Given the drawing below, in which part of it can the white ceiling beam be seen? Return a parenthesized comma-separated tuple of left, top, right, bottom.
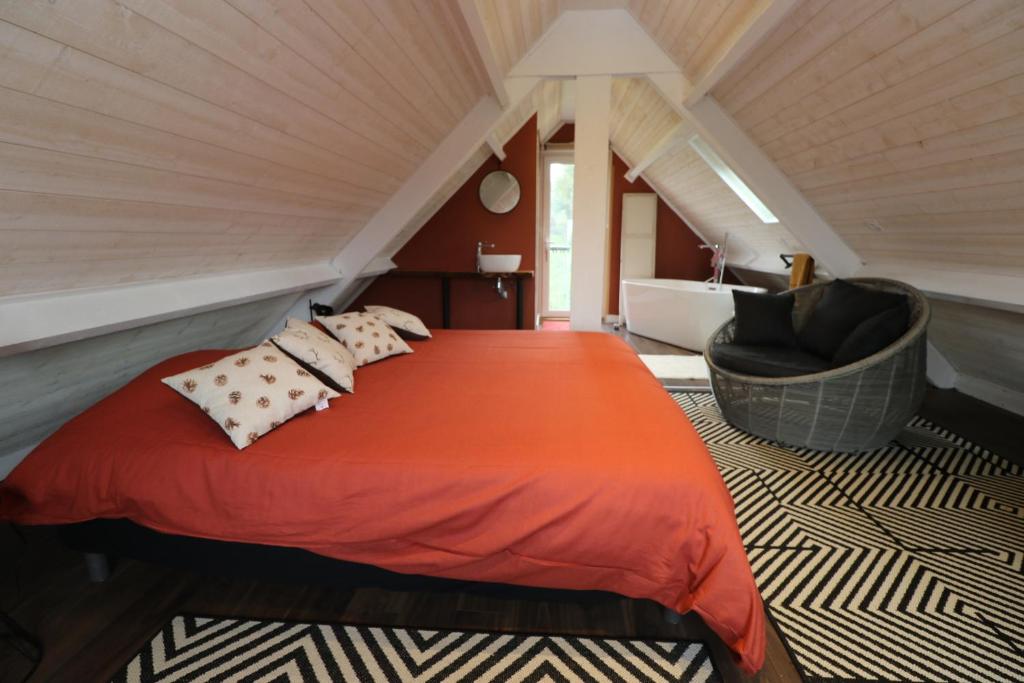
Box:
(510, 9, 678, 78)
(358, 256, 398, 278)
(684, 0, 798, 107)
(457, 0, 509, 107)
(486, 132, 506, 161)
(624, 121, 691, 182)
(648, 75, 862, 278)
(0, 263, 340, 356)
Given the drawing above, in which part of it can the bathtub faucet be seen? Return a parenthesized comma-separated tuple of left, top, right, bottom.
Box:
(700, 234, 729, 289)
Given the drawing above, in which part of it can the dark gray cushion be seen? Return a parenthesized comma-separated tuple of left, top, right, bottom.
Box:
(732, 290, 797, 347)
(798, 279, 907, 359)
(831, 302, 910, 367)
(711, 343, 830, 378)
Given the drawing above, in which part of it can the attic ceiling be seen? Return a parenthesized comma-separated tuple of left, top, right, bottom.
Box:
(6, 0, 1019, 298)
(1, 1, 1023, 383)
(0, 0, 489, 296)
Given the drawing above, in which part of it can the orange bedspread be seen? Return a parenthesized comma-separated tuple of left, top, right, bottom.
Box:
(0, 330, 764, 672)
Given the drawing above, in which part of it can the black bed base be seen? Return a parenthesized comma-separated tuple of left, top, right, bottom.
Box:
(56, 519, 622, 607)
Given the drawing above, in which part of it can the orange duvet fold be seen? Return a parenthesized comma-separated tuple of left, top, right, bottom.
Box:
(0, 330, 765, 673)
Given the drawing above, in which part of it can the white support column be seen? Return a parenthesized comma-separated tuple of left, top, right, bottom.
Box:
(570, 75, 612, 331)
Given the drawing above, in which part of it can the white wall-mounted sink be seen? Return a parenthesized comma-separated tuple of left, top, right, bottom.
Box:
(478, 254, 522, 273)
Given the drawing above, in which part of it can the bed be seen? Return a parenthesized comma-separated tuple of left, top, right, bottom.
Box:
(0, 329, 764, 673)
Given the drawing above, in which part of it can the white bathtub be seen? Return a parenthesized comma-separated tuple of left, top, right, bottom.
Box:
(621, 278, 766, 352)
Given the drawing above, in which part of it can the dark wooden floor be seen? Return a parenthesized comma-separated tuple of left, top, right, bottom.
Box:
(0, 526, 797, 683)
(3, 330, 1021, 683)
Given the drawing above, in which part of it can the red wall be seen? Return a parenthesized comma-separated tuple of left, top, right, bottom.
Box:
(351, 116, 538, 329)
(352, 118, 727, 327)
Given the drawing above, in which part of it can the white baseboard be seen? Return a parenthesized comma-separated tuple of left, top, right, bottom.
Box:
(0, 444, 36, 480)
(956, 375, 1024, 417)
(602, 314, 622, 324)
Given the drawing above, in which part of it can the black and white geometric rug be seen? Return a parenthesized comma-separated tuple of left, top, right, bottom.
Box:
(112, 615, 719, 682)
(672, 392, 1024, 683)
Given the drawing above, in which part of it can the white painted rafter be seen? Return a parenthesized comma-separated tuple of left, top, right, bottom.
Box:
(510, 9, 678, 78)
(485, 132, 506, 161)
(624, 121, 692, 183)
(684, 0, 798, 107)
(457, 0, 510, 107)
(0, 263, 339, 356)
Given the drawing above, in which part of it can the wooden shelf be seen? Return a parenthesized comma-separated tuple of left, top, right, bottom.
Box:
(388, 270, 534, 279)
(380, 270, 533, 329)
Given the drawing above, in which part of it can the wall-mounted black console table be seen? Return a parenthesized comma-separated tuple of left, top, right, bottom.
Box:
(388, 270, 534, 330)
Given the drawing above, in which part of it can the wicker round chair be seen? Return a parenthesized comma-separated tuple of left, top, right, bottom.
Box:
(704, 278, 930, 453)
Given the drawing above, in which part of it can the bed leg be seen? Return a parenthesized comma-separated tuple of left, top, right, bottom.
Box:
(663, 607, 682, 625)
(84, 552, 111, 583)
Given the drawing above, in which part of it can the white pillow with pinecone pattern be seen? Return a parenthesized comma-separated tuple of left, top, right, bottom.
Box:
(316, 312, 413, 367)
(363, 305, 432, 340)
(271, 317, 356, 393)
(162, 341, 340, 449)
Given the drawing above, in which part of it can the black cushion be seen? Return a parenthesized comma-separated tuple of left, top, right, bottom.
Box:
(798, 280, 907, 359)
(732, 290, 797, 348)
(711, 343, 830, 378)
(831, 302, 910, 367)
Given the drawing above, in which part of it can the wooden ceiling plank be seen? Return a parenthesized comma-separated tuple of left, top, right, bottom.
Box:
(227, 0, 446, 147)
(0, 85, 386, 207)
(684, 0, 799, 108)
(0, 4, 419, 180)
(457, 0, 511, 106)
(739, 0, 974, 141)
(725, 0, 894, 122)
(364, 0, 478, 122)
(0, 20, 401, 192)
(117, 0, 428, 166)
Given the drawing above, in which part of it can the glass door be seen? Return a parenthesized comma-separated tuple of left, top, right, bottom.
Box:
(542, 153, 574, 318)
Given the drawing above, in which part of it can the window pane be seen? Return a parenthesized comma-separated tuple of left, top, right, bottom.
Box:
(547, 163, 573, 312)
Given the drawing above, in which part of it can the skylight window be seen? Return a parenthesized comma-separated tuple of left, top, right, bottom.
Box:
(688, 135, 779, 224)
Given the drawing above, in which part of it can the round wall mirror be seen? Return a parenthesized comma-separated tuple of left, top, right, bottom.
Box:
(479, 170, 521, 214)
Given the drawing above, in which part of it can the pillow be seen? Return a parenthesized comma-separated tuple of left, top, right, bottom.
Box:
(316, 312, 413, 367)
(161, 342, 340, 449)
(831, 303, 910, 367)
(271, 318, 357, 394)
(363, 305, 432, 340)
(731, 290, 797, 348)
(798, 279, 907, 359)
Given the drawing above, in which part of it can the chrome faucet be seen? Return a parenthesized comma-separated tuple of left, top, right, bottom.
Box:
(476, 241, 495, 272)
(700, 233, 729, 289)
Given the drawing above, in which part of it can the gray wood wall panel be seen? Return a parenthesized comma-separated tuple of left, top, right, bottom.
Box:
(929, 297, 1024, 396)
(0, 294, 295, 477)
